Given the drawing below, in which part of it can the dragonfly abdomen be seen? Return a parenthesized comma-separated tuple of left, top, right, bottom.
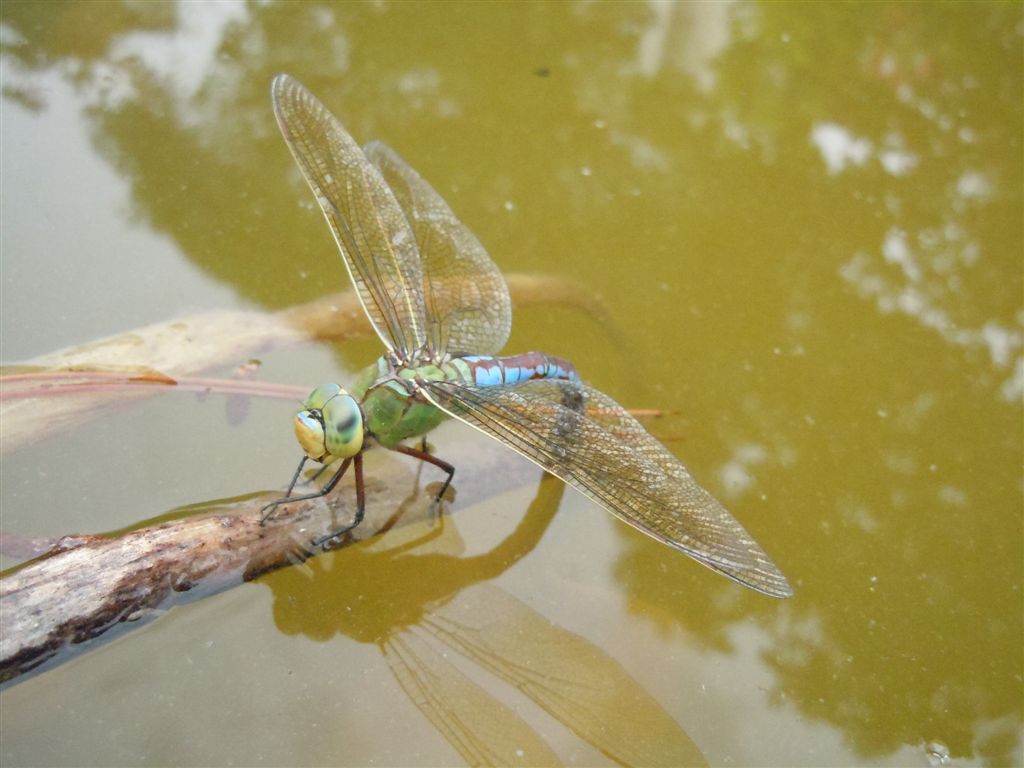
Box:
(451, 353, 578, 388)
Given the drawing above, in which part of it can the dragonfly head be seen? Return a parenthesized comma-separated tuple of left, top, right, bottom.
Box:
(294, 383, 364, 463)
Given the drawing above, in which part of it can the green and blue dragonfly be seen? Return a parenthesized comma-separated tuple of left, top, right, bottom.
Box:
(262, 73, 792, 598)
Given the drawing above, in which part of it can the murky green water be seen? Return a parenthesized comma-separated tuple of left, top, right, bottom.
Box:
(1, 2, 1021, 766)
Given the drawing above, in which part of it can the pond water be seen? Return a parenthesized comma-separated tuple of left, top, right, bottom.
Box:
(1, 2, 1021, 766)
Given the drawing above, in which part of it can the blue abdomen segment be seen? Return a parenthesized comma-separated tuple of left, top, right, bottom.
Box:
(453, 352, 578, 387)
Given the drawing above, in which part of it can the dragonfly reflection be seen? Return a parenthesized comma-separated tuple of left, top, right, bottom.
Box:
(267, 473, 706, 766)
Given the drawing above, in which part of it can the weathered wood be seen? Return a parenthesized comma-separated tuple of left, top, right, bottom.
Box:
(0, 436, 544, 687)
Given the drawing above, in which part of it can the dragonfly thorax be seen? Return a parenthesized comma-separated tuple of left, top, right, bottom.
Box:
(294, 383, 364, 463)
(345, 356, 450, 448)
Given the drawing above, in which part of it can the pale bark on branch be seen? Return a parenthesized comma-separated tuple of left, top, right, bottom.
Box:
(0, 440, 540, 686)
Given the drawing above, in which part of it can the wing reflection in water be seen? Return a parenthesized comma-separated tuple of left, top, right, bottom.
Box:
(264, 474, 705, 767)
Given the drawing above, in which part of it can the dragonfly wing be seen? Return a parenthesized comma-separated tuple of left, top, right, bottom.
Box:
(422, 378, 793, 597)
(364, 141, 512, 358)
(271, 74, 427, 358)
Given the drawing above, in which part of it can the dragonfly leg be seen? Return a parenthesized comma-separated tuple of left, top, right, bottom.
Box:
(260, 456, 353, 523)
(312, 453, 365, 548)
(390, 442, 455, 503)
(306, 463, 331, 485)
(260, 455, 310, 523)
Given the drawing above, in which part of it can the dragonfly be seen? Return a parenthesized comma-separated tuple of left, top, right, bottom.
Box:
(262, 73, 792, 599)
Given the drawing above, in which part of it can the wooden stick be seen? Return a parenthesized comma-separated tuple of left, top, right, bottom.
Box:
(0, 439, 544, 687)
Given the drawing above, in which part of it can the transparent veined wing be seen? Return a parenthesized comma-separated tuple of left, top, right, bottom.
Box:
(422, 378, 793, 598)
(364, 142, 512, 358)
(271, 73, 427, 359)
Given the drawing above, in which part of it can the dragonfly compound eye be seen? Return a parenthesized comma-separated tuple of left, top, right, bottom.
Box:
(321, 392, 364, 459)
(294, 410, 328, 461)
(303, 382, 344, 411)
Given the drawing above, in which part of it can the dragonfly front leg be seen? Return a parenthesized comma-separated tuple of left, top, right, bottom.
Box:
(260, 454, 364, 540)
(260, 455, 311, 522)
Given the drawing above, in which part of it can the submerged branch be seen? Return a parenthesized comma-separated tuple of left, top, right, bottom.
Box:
(0, 275, 606, 454)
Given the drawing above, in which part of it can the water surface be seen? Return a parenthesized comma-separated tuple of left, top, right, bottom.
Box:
(1, 3, 1020, 766)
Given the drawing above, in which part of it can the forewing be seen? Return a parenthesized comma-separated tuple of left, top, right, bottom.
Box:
(364, 141, 511, 357)
(422, 378, 793, 597)
(271, 74, 426, 358)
